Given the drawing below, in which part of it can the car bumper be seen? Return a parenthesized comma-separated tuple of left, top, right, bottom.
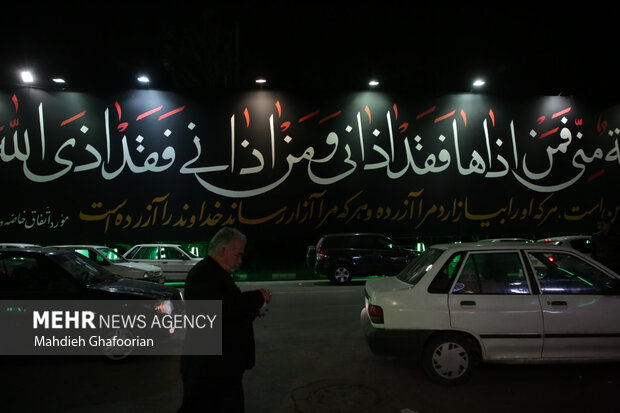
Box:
(360, 307, 432, 358)
(314, 260, 328, 276)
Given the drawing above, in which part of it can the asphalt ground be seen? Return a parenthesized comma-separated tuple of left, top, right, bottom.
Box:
(1, 280, 619, 412)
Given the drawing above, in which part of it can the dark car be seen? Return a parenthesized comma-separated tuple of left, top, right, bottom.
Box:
(310, 233, 418, 284)
(0, 247, 183, 359)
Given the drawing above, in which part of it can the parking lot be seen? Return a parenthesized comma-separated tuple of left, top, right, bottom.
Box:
(2, 279, 619, 413)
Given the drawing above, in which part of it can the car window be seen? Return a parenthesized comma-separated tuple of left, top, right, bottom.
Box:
(452, 252, 530, 294)
(161, 247, 185, 260)
(132, 246, 159, 260)
(74, 249, 90, 259)
(0, 253, 78, 292)
(526, 251, 617, 294)
(356, 236, 372, 249)
(124, 247, 137, 259)
(0, 255, 42, 291)
(96, 247, 128, 263)
(49, 252, 115, 284)
(178, 245, 200, 258)
(73, 248, 105, 263)
(428, 253, 465, 293)
(397, 248, 443, 285)
(318, 237, 346, 249)
(374, 237, 396, 249)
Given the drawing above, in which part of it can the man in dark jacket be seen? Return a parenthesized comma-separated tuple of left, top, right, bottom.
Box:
(179, 227, 271, 412)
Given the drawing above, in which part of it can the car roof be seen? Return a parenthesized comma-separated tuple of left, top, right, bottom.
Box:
(478, 238, 531, 242)
(536, 235, 592, 242)
(1, 247, 73, 256)
(128, 244, 183, 247)
(430, 241, 581, 252)
(48, 245, 109, 249)
(320, 233, 391, 238)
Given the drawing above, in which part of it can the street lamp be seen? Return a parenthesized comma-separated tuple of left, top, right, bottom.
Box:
(21, 71, 34, 83)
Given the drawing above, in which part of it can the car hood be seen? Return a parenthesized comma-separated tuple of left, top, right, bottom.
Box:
(114, 261, 161, 271)
(87, 277, 178, 299)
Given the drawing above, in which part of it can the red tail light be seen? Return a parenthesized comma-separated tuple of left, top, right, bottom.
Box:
(368, 304, 384, 324)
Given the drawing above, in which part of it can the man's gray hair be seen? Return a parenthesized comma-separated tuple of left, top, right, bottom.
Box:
(208, 227, 246, 254)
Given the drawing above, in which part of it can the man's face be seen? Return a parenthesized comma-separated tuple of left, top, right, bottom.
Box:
(218, 237, 245, 273)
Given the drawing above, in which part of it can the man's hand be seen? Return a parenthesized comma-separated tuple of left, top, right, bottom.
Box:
(259, 288, 272, 303)
(256, 305, 269, 317)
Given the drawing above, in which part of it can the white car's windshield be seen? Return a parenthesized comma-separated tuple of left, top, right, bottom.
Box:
(96, 247, 128, 263)
(397, 248, 443, 285)
(178, 245, 200, 258)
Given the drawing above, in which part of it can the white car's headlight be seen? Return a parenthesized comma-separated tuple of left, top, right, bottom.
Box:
(144, 270, 161, 278)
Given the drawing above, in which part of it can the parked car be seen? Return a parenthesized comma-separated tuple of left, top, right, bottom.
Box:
(536, 235, 592, 256)
(0, 247, 183, 359)
(123, 244, 202, 281)
(361, 242, 620, 384)
(48, 245, 165, 283)
(311, 233, 418, 284)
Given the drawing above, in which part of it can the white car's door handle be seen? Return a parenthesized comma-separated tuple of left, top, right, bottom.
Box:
(548, 301, 567, 306)
(460, 301, 476, 306)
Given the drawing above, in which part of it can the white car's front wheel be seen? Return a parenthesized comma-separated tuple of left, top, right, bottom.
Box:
(422, 333, 479, 385)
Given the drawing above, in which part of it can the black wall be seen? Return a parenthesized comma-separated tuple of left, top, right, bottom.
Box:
(1, 88, 619, 261)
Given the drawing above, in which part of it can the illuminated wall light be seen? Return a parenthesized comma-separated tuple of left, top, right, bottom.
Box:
(52, 78, 66, 84)
(137, 75, 150, 83)
(255, 78, 267, 84)
(21, 71, 34, 83)
(473, 79, 486, 87)
(368, 80, 379, 87)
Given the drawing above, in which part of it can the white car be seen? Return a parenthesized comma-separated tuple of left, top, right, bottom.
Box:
(49, 245, 165, 283)
(361, 242, 620, 384)
(123, 244, 202, 281)
(536, 235, 592, 256)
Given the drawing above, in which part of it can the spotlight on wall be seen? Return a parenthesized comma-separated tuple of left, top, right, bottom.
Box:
(21, 71, 34, 83)
(137, 75, 150, 84)
(472, 79, 486, 87)
(368, 80, 379, 87)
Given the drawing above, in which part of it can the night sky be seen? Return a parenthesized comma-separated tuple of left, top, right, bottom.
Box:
(2, 1, 618, 99)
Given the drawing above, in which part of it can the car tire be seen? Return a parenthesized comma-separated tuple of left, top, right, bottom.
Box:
(102, 328, 136, 361)
(422, 333, 479, 385)
(330, 264, 353, 284)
